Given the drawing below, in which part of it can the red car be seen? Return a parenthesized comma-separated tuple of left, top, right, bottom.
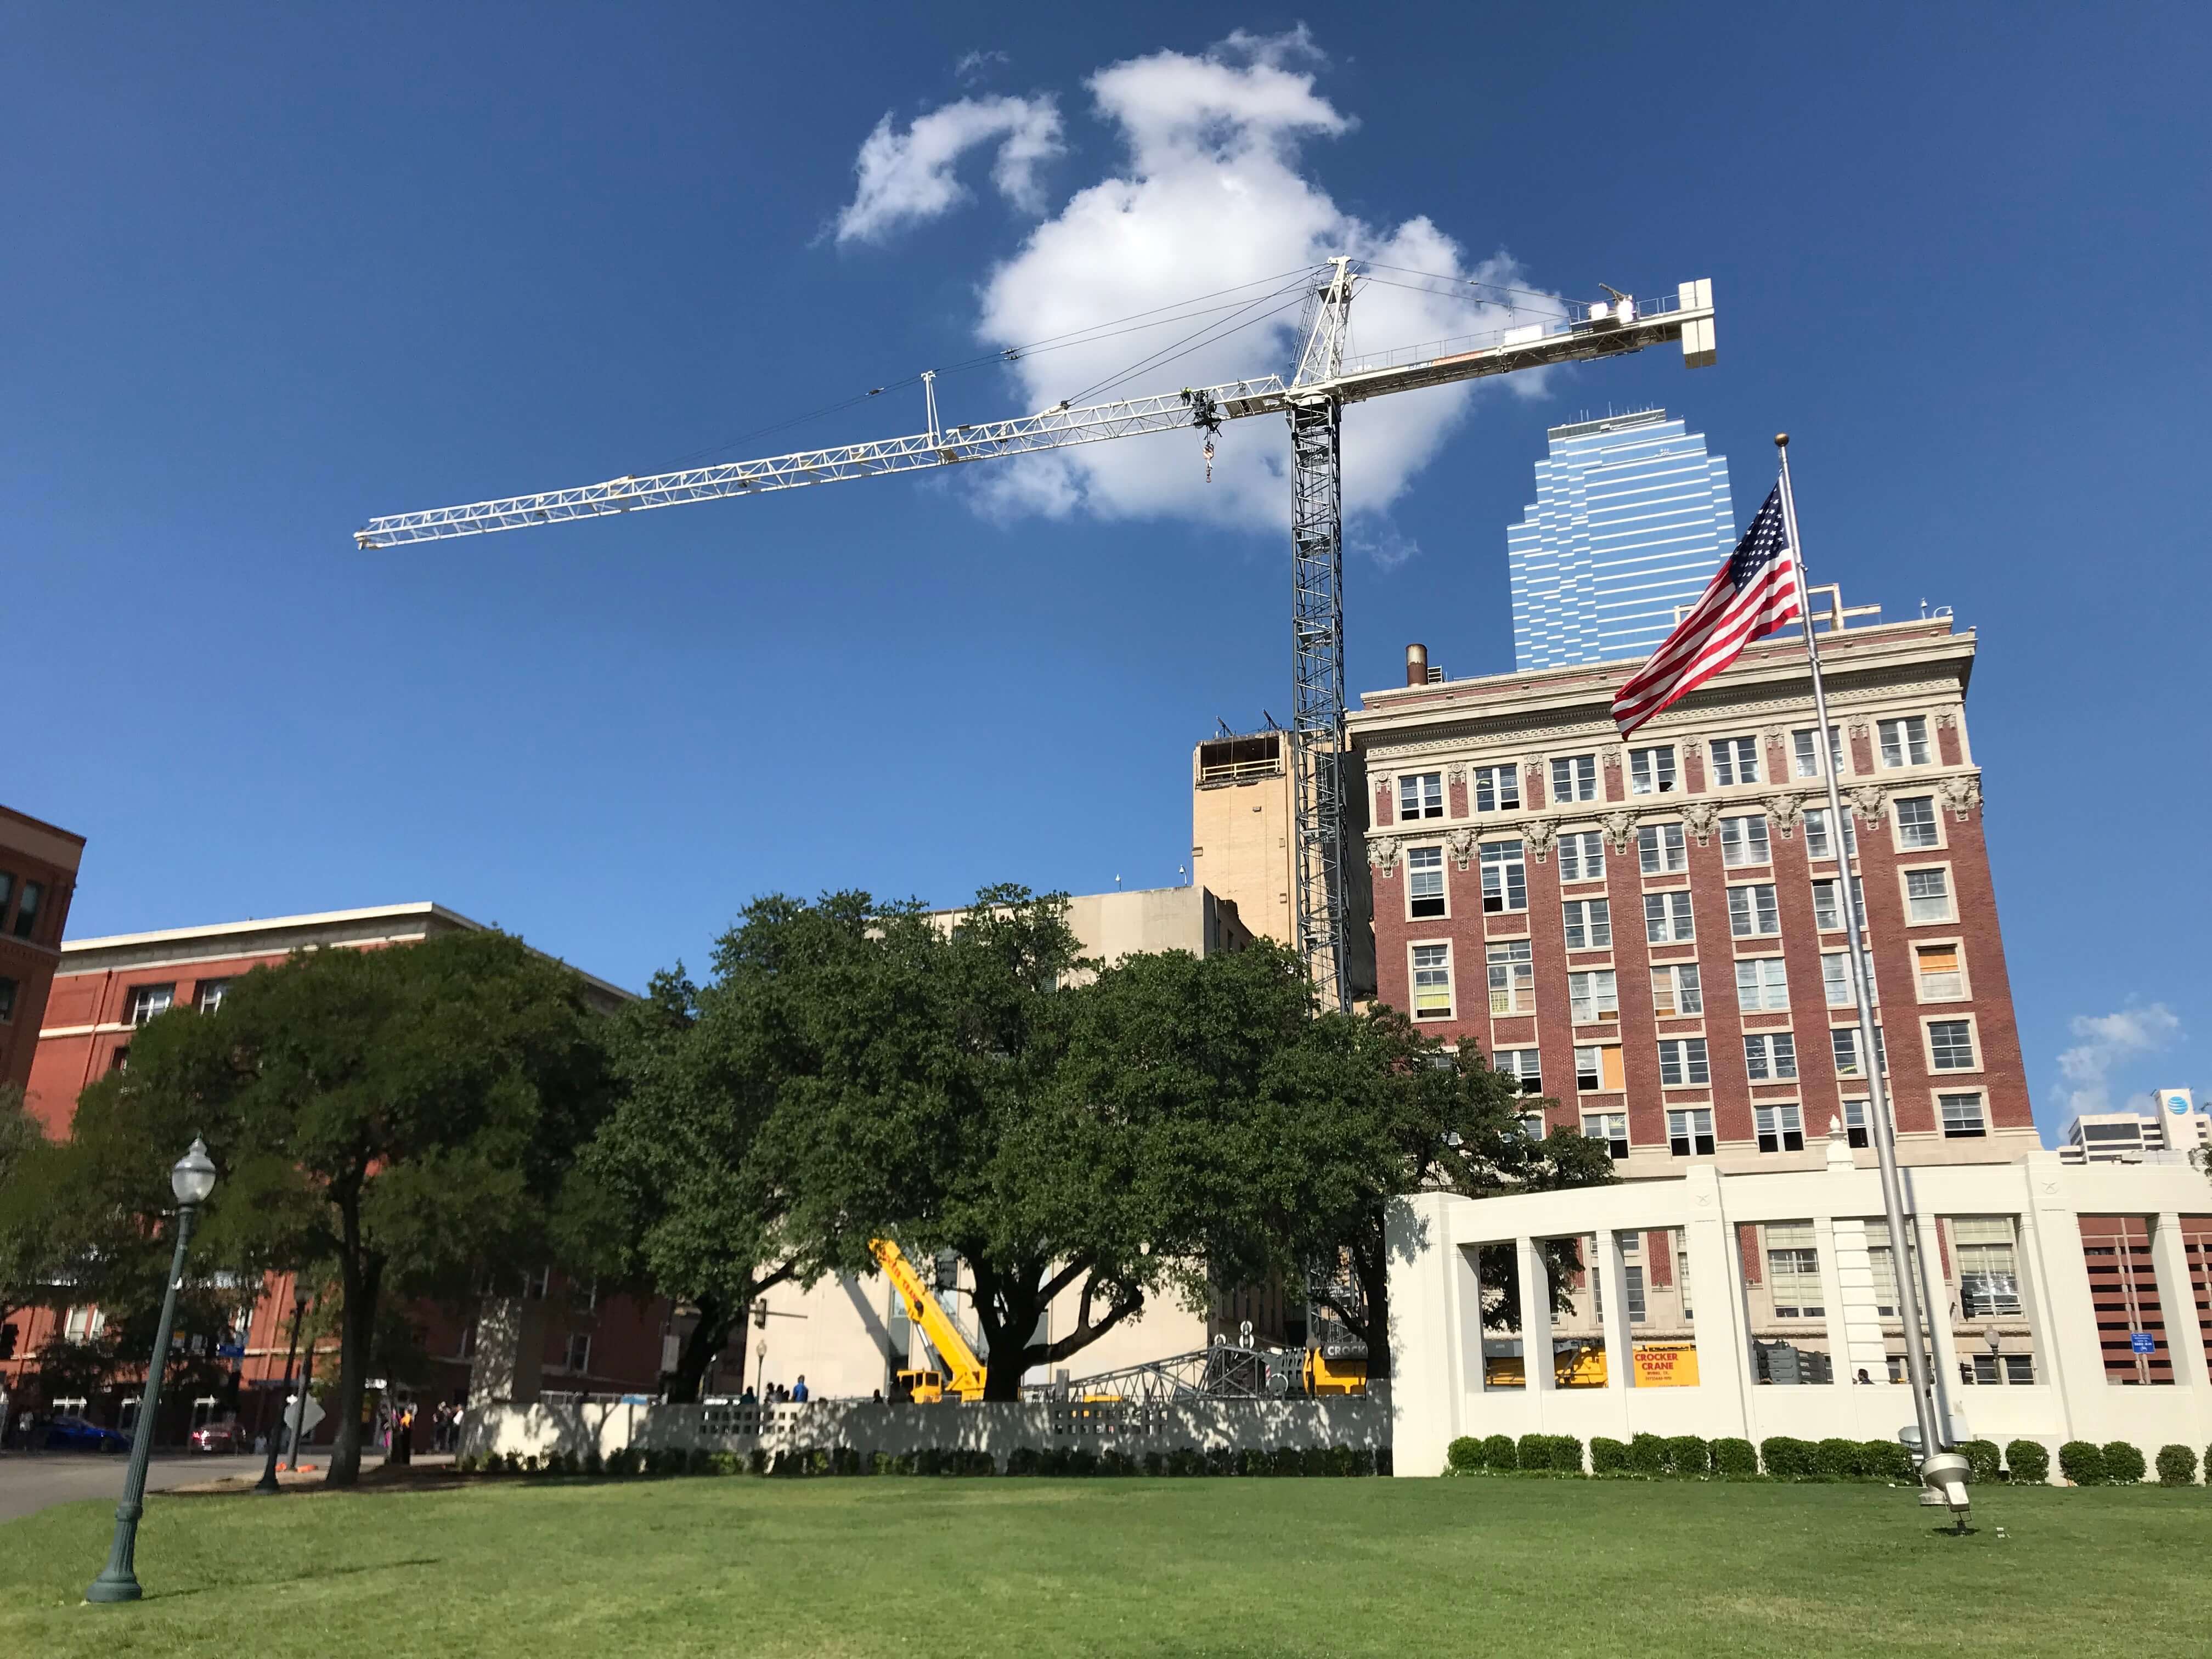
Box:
(190, 1421, 244, 1453)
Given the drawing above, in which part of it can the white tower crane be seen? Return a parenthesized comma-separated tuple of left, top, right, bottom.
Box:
(358, 268, 1718, 1008)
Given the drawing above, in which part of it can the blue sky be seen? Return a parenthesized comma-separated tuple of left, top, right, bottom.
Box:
(5, 4, 2205, 1137)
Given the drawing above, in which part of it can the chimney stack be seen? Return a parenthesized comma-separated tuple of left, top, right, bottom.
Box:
(1405, 643, 1429, 687)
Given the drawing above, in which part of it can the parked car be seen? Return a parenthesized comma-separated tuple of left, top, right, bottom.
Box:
(43, 1415, 129, 1452)
(190, 1421, 244, 1453)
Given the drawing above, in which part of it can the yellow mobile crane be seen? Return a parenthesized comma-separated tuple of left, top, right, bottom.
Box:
(871, 1239, 988, 1403)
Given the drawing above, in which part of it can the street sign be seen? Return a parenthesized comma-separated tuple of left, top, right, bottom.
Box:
(2130, 1331, 2157, 1355)
(216, 1344, 245, 1359)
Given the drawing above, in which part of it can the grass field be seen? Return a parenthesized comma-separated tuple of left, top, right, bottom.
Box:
(3, 1473, 2207, 1658)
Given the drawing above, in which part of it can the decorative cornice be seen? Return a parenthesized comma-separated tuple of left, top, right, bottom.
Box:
(1523, 819, 1559, 862)
(1681, 801, 1720, 844)
(1763, 794, 1805, 838)
(1938, 774, 1983, 820)
(1358, 769, 1985, 840)
(1367, 836, 1401, 872)
(1846, 783, 1890, 825)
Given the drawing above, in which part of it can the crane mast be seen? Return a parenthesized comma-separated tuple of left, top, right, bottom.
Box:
(358, 272, 1718, 1006)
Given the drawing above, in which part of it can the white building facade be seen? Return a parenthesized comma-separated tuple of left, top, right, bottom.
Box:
(1387, 1130, 2212, 1477)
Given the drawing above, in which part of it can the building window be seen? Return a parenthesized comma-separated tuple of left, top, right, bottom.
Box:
(1568, 969, 1618, 1024)
(1728, 883, 1780, 938)
(1494, 1049, 1542, 1094)
(1929, 1020, 1978, 1071)
(1895, 795, 1940, 850)
(1518, 1110, 1548, 1138)
(10, 881, 42, 942)
(1954, 1217, 2022, 1315)
(1651, 963, 1702, 1017)
(1709, 736, 1762, 786)
(1407, 846, 1446, 918)
(1561, 899, 1611, 950)
(1637, 823, 1688, 875)
(109, 1045, 131, 1074)
(1480, 842, 1527, 913)
(1756, 1103, 1807, 1153)
(1412, 944, 1453, 1019)
(1735, 957, 1790, 1013)
(1719, 815, 1771, 867)
(128, 984, 177, 1026)
(1644, 890, 1695, 944)
(195, 979, 232, 1014)
(1802, 808, 1858, 861)
(1582, 1110, 1629, 1158)
(1557, 831, 1605, 883)
(1623, 1263, 1647, 1322)
(1398, 772, 1444, 820)
(1667, 1107, 1716, 1156)
(1843, 1099, 1870, 1148)
(1831, 1025, 1888, 1079)
(64, 1306, 109, 1344)
(526, 1266, 552, 1300)
(0, 977, 14, 1023)
(1550, 754, 1599, 804)
(1915, 944, 1963, 1000)
(1812, 876, 1866, 933)
(1487, 941, 1533, 1014)
(1765, 1224, 1825, 1317)
(1792, 724, 1843, 780)
(1743, 1032, 1799, 1081)
(1575, 1046, 1626, 1093)
(1878, 715, 1932, 768)
(1658, 1038, 1710, 1087)
(0, 872, 10, 927)
(1822, 950, 1876, 1008)
(562, 1333, 592, 1373)
(1628, 746, 1676, 795)
(1471, 764, 1520, 813)
(1905, 867, 1954, 923)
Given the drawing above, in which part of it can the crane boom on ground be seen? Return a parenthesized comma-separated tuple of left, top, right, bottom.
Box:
(357, 270, 1717, 1006)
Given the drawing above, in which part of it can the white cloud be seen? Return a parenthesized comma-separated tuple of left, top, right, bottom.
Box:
(949, 32, 1562, 542)
(2057, 1003, 2182, 1115)
(955, 49, 1009, 84)
(835, 95, 1063, 244)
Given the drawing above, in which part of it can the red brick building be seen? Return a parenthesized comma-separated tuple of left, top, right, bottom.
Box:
(5, 904, 673, 1443)
(0, 803, 83, 1096)
(1350, 602, 2032, 1177)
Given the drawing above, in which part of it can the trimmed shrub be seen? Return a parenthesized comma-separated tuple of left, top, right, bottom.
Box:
(1323, 1444, 1355, 1477)
(1627, 1433, 1667, 1478)
(1516, 1433, 1550, 1474)
(2058, 1441, 2107, 1486)
(1143, 1452, 1167, 1477)
(1234, 1447, 1266, 1477)
(1955, 1439, 2000, 1485)
(1268, 1446, 1301, 1477)
(1713, 1438, 1758, 1480)
(2156, 1444, 2198, 1487)
(1814, 1438, 1865, 1482)
(1447, 1436, 1483, 1474)
(582, 1449, 603, 1477)
(1481, 1434, 1517, 1472)
(1069, 1448, 1102, 1479)
(1171, 1448, 1209, 1478)
(1551, 1436, 1585, 1475)
(1664, 1436, 1710, 1479)
(2005, 1440, 2049, 1485)
(453, 1453, 477, 1475)
(1759, 1436, 1818, 1481)
(2103, 1442, 2146, 1485)
(1101, 1449, 1139, 1477)
(1296, 1446, 1328, 1479)
(710, 1451, 744, 1476)
(1204, 1448, 1235, 1478)
(1376, 1447, 1394, 1477)
(748, 1448, 769, 1476)
(1350, 1448, 1376, 1477)
(1589, 1437, 1630, 1476)
(1863, 1441, 1916, 1483)
(1005, 1446, 1041, 1476)
(605, 1447, 637, 1476)
(830, 1447, 861, 1477)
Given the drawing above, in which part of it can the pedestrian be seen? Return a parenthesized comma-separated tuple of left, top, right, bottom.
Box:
(1854, 1368, 1872, 1385)
(792, 1375, 809, 1403)
(740, 1383, 757, 1405)
(870, 1389, 883, 1404)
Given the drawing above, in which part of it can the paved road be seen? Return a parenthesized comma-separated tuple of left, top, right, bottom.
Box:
(0, 1452, 267, 1523)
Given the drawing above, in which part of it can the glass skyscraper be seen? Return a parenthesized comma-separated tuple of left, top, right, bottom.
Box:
(1507, 409, 1737, 671)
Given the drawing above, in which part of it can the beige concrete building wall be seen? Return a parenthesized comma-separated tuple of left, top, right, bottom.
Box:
(1190, 732, 1295, 947)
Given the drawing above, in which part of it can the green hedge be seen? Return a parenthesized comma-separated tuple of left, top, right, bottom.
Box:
(2103, 1442, 2146, 1485)
(1713, 1438, 1758, 1479)
(2155, 1444, 2198, 1486)
(1955, 1439, 2001, 1484)
(1590, 1437, 1630, 1476)
(2005, 1440, 2049, 1483)
(1627, 1432, 1667, 1477)
(1481, 1433, 1517, 1470)
(2058, 1441, 2107, 1485)
(1664, 1435, 1712, 1479)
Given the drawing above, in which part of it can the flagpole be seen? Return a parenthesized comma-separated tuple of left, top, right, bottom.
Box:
(1774, 434, 1944, 1466)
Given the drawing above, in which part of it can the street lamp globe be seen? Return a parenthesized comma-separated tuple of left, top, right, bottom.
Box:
(171, 1138, 218, 1207)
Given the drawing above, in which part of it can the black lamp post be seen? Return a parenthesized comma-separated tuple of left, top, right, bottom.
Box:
(252, 1286, 311, 1496)
(86, 1137, 218, 1606)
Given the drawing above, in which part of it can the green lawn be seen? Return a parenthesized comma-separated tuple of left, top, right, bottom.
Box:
(3, 1474, 2207, 1657)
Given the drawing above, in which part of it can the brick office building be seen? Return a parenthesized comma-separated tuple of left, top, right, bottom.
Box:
(0, 803, 83, 1095)
(5, 903, 669, 1441)
(1350, 599, 2033, 1179)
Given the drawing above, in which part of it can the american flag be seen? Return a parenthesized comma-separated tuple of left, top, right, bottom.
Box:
(1612, 485, 1802, 736)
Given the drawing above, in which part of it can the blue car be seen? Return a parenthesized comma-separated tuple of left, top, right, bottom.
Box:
(42, 1415, 129, 1452)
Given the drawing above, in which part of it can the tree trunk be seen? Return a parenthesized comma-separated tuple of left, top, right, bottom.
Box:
(1355, 1237, 1390, 1380)
(667, 1295, 730, 1405)
(325, 1204, 383, 1488)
